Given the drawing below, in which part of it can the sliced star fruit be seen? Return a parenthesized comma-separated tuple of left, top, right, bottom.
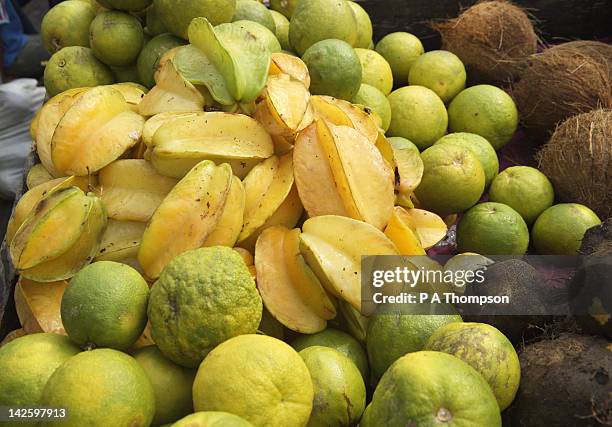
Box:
(202, 176, 245, 248)
(255, 226, 335, 334)
(299, 215, 399, 311)
(97, 159, 178, 222)
(51, 86, 144, 176)
(138, 160, 232, 279)
(376, 136, 424, 204)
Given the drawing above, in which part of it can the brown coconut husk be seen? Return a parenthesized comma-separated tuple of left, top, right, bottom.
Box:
(434, 0, 538, 86)
(513, 42, 611, 140)
(536, 109, 611, 219)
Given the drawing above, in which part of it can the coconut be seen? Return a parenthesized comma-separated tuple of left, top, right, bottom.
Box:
(510, 333, 611, 426)
(536, 109, 611, 219)
(434, 0, 538, 86)
(514, 43, 611, 139)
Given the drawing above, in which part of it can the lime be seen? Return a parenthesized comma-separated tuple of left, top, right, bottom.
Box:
(299, 346, 366, 426)
(414, 143, 485, 216)
(531, 203, 601, 255)
(41, 0, 95, 53)
(366, 312, 462, 379)
(269, 0, 298, 19)
(173, 412, 254, 426)
(133, 345, 196, 425)
(233, 20, 282, 53)
(448, 84, 518, 150)
(193, 334, 313, 427)
(488, 166, 554, 225)
(155, 0, 237, 39)
(291, 328, 369, 381)
(89, 11, 144, 66)
(408, 50, 466, 103)
(457, 202, 530, 255)
(425, 322, 520, 410)
(375, 32, 424, 86)
(348, 1, 372, 48)
(0, 334, 79, 409)
(40, 348, 155, 427)
(137, 33, 184, 88)
(111, 64, 142, 84)
(353, 83, 392, 131)
(44, 47, 115, 97)
(302, 39, 362, 101)
(61, 261, 150, 351)
(434, 132, 499, 188)
(387, 86, 448, 149)
(145, 4, 168, 36)
(96, 0, 152, 11)
(232, 0, 275, 32)
(269, 10, 291, 51)
(361, 351, 501, 427)
(148, 247, 262, 367)
(288, 0, 357, 55)
(355, 48, 393, 95)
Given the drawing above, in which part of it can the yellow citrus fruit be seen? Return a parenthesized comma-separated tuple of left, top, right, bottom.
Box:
(408, 50, 466, 103)
(353, 83, 392, 131)
(375, 32, 424, 86)
(348, 1, 372, 48)
(355, 48, 393, 95)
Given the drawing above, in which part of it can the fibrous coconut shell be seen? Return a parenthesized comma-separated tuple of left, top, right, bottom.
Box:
(536, 109, 611, 219)
(434, 0, 538, 86)
(514, 42, 612, 139)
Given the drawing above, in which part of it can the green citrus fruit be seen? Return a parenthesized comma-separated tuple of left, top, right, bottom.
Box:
(353, 83, 391, 131)
(414, 144, 485, 216)
(434, 132, 499, 189)
(375, 32, 424, 86)
(457, 202, 530, 255)
(41, 0, 96, 54)
(96, 0, 152, 11)
(291, 328, 369, 381)
(155, 0, 237, 39)
(299, 346, 366, 426)
(192, 334, 314, 427)
(270, 10, 291, 51)
(60, 261, 149, 351)
(148, 247, 262, 368)
(289, 0, 357, 55)
(44, 46, 115, 97)
(233, 20, 281, 53)
(173, 412, 254, 426)
(137, 33, 184, 88)
(89, 11, 144, 66)
(360, 351, 502, 427)
(531, 203, 601, 255)
(258, 306, 285, 340)
(408, 50, 466, 103)
(133, 345, 196, 425)
(145, 4, 168, 36)
(448, 84, 518, 150)
(232, 0, 275, 32)
(488, 166, 554, 225)
(354, 47, 393, 95)
(40, 348, 155, 427)
(366, 312, 462, 379)
(269, 0, 298, 19)
(347, 1, 372, 49)
(425, 322, 520, 410)
(387, 86, 448, 150)
(302, 39, 362, 101)
(111, 64, 142, 84)
(0, 334, 80, 411)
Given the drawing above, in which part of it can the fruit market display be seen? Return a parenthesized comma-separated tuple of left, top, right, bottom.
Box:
(0, 0, 610, 426)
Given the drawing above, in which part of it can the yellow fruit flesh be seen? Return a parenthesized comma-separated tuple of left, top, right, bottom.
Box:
(202, 176, 246, 247)
(14, 278, 67, 334)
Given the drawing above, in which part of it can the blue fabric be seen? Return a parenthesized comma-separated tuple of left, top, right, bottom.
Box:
(0, 0, 28, 68)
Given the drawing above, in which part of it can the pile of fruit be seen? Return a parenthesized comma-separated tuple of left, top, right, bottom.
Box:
(1, 0, 610, 426)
